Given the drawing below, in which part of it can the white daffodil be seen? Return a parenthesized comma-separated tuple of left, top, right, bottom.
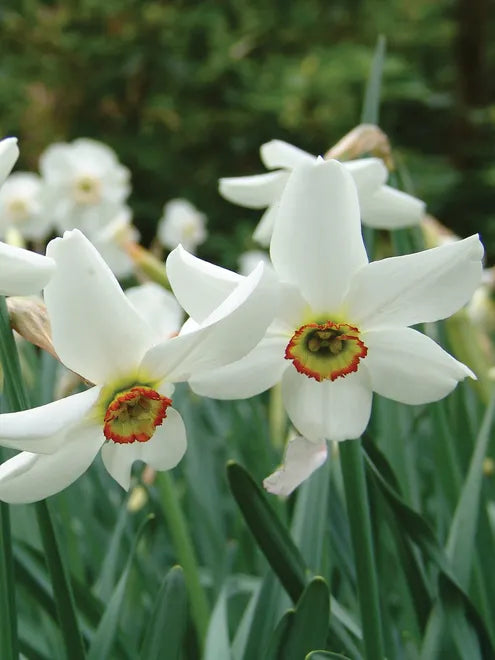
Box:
(0, 172, 53, 241)
(0, 229, 276, 503)
(0, 137, 55, 295)
(169, 159, 482, 495)
(39, 138, 130, 236)
(219, 139, 425, 246)
(157, 198, 207, 253)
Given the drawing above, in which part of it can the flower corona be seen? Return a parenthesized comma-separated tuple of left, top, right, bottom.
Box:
(285, 321, 367, 382)
(103, 386, 172, 444)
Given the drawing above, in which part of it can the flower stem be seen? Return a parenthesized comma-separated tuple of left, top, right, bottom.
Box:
(0, 500, 17, 660)
(0, 296, 86, 660)
(340, 437, 384, 660)
(156, 471, 210, 647)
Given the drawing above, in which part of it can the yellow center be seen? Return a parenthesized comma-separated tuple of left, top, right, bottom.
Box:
(103, 385, 172, 444)
(7, 198, 29, 222)
(285, 321, 367, 382)
(73, 176, 101, 205)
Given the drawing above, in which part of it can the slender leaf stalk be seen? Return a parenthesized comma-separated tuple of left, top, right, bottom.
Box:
(156, 471, 210, 647)
(340, 438, 384, 660)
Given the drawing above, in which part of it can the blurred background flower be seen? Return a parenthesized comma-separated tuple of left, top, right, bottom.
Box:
(0, 0, 493, 268)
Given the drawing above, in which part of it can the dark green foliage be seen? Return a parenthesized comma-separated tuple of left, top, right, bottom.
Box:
(1, 0, 494, 262)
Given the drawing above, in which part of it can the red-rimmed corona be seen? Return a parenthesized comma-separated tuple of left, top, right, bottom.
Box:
(103, 386, 172, 444)
(285, 321, 367, 382)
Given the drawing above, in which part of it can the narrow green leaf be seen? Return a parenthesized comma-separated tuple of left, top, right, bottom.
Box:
(237, 572, 284, 660)
(140, 566, 187, 660)
(204, 585, 232, 660)
(226, 461, 307, 602)
(364, 439, 495, 655)
(361, 35, 386, 125)
(445, 391, 495, 586)
(155, 471, 210, 647)
(265, 578, 330, 660)
(340, 439, 384, 660)
(265, 610, 295, 660)
(291, 457, 330, 573)
(93, 504, 130, 601)
(0, 502, 17, 660)
(87, 515, 152, 660)
(35, 500, 86, 660)
(306, 652, 351, 660)
(282, 577, 331, 660)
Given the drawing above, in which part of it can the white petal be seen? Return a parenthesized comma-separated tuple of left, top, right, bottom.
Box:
(0, 243, 55, 296)
(101, 407, 186, 490)
(189, 335, 289, 399)
(364, 326, 474, 405)
(253, 204, 279, 247)
(270, 158, 368, 312)
(343, 158, 388, 199)
(346, 234, 484, 329)
(361, 185, 425, 229)
(260, 140, 314, 170)
(126, 282, 183, 342)
(219, 171, 289, 209)
(140, 261, 277, 382)
(45, 229, 154, 384)
(0, 386, 101, 453)
(167, 245, 241, 323)
(0, 422, 104, 503)
(263, 437, 327, 496)
(0, 138, 19, 186)
(281, 366, 373, 442)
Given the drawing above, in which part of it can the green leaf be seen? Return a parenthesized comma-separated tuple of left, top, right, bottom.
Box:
(265, 610, 295, 660)
(306, 652, 351, 660)
(445, 391, 495, 586)
(139, 566, 187, 660)
(236, 572, 284, 660)
(87, 515, 152, 660)
(361, 35, 386, 125)
(291, 457, 330, 573)
(265, 577, 330, 660)
(363, 439, 495, 656)
(0, 502, 17, 660)
(226, 461, 307, 602)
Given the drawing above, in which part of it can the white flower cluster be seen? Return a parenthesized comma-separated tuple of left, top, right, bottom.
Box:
(0, 134, 484, 502)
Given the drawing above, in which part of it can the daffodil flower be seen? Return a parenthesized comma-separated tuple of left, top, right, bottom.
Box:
(170, 159, 482, 495)
(0, 137, 55, 295)
(219, 139, 425, 246)
(157, 198, 207, 253)
(0, 229, 276, 503)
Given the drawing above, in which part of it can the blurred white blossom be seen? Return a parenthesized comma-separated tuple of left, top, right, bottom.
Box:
(157, 199, 207, 253)
(39, 138, 130, 236)
(0, 172, 52, 241)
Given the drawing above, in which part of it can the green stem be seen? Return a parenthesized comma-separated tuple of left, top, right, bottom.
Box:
(340, 438, 385, 660)
(157, 471, 210, 647)
(0, 501, 17, 659)
(35, 501, 86, 660)
(268, 382, 286, 450)
(0, 296, 85, 659)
